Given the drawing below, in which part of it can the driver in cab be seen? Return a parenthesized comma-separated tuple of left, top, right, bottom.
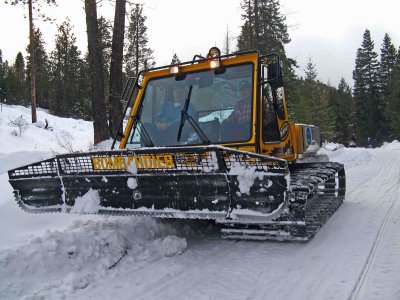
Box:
(221, 80, 252, 141)
(152, 84, 197, 144)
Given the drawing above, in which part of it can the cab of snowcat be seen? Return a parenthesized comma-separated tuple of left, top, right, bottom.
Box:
(117, 48, 298, 161)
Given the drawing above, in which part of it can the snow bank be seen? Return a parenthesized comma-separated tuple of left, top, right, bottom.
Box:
(319, 143, 374, 169)
(0, 217, 187, 299)
(90, 138, 117, 151)
(320, 140, 400, 169)
(380, 140, 400, 150)
(0, 104, 93, 155)
(321, 142, 344, 151)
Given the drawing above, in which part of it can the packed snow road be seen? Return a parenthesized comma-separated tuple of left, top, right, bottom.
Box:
(0, 145, 399, 300)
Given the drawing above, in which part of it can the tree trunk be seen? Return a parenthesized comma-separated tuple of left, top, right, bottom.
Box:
(28, 0, 37, 123)
(108, 0, 126, 138)
(85, 0, 110, 144)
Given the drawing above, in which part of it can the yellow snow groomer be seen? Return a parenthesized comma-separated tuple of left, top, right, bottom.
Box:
(8, 48, 345, 241)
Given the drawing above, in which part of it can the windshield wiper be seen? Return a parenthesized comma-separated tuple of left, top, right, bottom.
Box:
(177, 85, 211, 145)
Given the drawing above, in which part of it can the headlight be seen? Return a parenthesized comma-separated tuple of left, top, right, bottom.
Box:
(169, 65, 180, 74)
(207, 47, 221, 69)
(210, 60, 220, 69)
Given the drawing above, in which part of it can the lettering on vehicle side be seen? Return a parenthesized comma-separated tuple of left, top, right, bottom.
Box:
(279, 122, 290, 141)
(91, 155, 175, 170)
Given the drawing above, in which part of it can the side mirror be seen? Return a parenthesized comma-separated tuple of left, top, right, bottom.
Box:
(266, 63, 283, 89)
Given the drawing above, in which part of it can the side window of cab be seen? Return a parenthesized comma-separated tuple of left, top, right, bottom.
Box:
(262, 65, 280, 142)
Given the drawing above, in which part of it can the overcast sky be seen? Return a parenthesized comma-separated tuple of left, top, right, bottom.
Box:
(0, 0, 399, 87)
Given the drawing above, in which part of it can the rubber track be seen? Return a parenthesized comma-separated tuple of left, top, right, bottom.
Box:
(220, 162, 345, 241)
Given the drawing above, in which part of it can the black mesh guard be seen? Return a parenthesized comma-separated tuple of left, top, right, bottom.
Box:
(8, 158, 58, 178)
(8, 146, 288, 178)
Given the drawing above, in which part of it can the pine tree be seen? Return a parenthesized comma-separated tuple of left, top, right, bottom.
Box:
(25, 28, 50, 109)
(49, 19, 82, 117)
(378, 33, 397, 138)
(237, 0, 290, 55)
(14, 52, 26, 104)
(379, 33, 397, 96)
(304, 57, 317, 81)
(3, 55, 20, 105)
(0, 50, 6, 102)
(352, 29, 382, 144)
(237, 0, 297, 119)
(98, 16, 113, 101)
(125, 3, 155, 77)
(334, 78, 354, 144)
(71, 53, 90, 120)
(170, 53, 181, 65)
(4, 60, 18, 104)
(385, 47, 400, 139)
(301, 57, 335, 141)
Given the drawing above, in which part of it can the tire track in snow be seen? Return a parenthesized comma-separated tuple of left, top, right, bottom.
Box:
(130, 239, 298, 300)
(67, 149, 400, 300)
(348, 157, 400, 300)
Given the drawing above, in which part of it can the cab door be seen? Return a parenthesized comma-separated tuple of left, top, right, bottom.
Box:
(259, 58, 296, 160)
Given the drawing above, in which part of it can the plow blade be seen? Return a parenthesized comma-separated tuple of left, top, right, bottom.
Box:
(8, 146, 289, 223)
(8, 147, 345, 241)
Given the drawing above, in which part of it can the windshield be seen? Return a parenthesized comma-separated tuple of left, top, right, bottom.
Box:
(126, 63, 254, 148)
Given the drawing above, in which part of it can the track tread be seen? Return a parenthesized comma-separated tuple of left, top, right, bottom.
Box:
(221, 162, 345, 241)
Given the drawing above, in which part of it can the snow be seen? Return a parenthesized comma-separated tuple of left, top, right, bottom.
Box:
(228, 161, 268, 195)
(70, 189, 101, 214)
(0, 217, 187, 299)
(127, 177, 138, 189)
(1, 104, 400, 299)
(381, 140, 400, 150)
(202, 151, 219, 172)
(0, 105, 93, 155)
(125, 156, 138, 174)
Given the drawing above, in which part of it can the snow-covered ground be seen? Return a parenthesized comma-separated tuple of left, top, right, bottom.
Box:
(0, 105, 399, 300)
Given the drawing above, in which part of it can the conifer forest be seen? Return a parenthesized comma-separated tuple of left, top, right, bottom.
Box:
(1, 0, 399, 146)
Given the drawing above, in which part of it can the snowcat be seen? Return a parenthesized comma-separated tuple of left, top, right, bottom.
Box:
(8, 48, 346, 241)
